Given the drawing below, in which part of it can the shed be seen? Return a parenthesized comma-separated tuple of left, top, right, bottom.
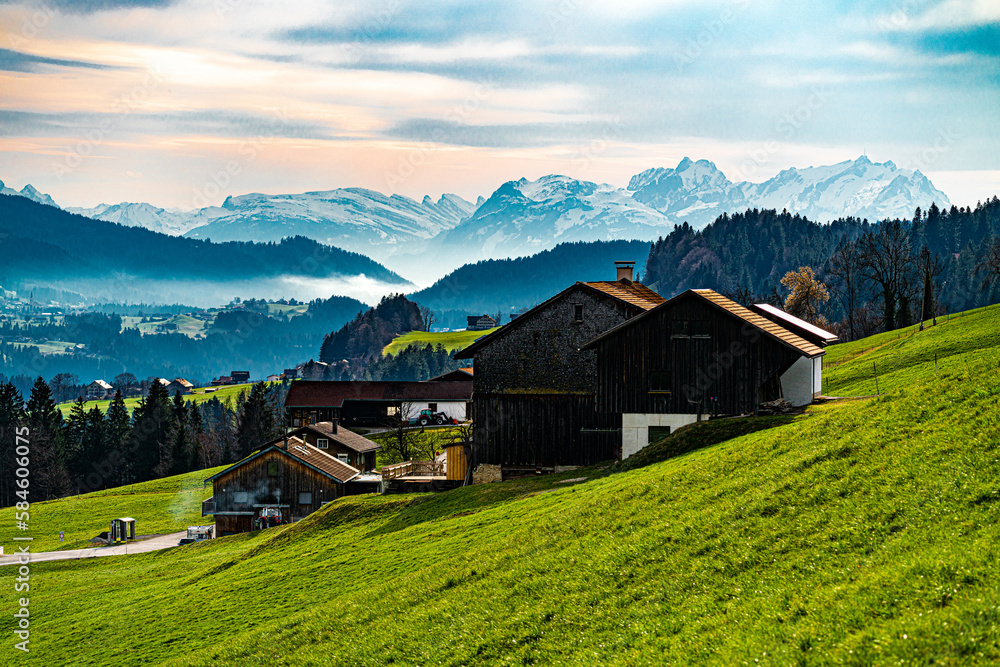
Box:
(109, 517, 135, 543)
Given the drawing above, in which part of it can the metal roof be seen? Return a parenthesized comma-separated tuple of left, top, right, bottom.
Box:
(264, 422, 381, 454)
(752, 303, 839, 345)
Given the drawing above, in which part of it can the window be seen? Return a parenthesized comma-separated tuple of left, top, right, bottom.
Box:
(649, 370, 672, 393)
(337, 453, 349, 463)
(298, 492, 313, 506)
(267, 461, 278, 477)
(428, 403, 437, 412)
(672, 320, 710, 339)
(316, 438, 329, 449)
(292, 418, 301, 427)
(233, 491, 248, 504)
(573, 304, 584, 323)
(386, 406, 400, 416)
(648, 426, 672, 442)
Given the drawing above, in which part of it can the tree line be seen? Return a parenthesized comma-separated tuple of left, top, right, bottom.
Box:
(0, 379, 286, 508)
(643, 198, 1000, 340)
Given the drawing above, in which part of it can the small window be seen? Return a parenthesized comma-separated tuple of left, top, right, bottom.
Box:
(428, 403, 437, 412)
(648, 426, 672, 442)
(573, 304, 584, 323)
(292, 418, 301, 427)
(267, 461, 278, 477)
(672, 320, 689, 338)
(649, 370, 672, 393)
(233, 491, 248, 504)
(387, 406, 400, 416)
(337, 453, 349, 463)
(298, 492, 312, 506)
(317, 438, 329, 449)
(691, 320, 711, 338)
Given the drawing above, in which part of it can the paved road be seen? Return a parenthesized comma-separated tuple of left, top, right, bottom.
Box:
(0, 531, 187, 566)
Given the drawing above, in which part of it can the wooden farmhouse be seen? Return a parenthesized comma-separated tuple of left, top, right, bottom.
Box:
(262, 420, 380, 472)
(203, 430, 382, 536)
(581, 289, 825, 459)
(285, 379, 473, 427)
(85, 380, 113, 400)
(453, 261, 665, 474)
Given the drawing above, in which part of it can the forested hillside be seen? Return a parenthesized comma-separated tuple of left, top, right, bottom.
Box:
(643, 199, 1000, 339)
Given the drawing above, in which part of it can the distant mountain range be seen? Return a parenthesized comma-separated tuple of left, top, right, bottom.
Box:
(0, 195, 408, 306)
(4, 156, 951, 275)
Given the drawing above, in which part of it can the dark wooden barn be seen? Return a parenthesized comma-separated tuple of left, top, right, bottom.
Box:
(453, 261, 665, 475)
(581, 289, 825, 459)
(203, 438, 372, 536)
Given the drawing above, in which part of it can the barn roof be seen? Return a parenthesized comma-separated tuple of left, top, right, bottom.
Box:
(581, 288, 825, 358)
(454, 279, 664, 359)
(426, 367, 474, 382)
(285, 380, 472, 408)
(751, 303, 839, 346)
(204, 441, 361, 484)
(264, 422, 381, 454)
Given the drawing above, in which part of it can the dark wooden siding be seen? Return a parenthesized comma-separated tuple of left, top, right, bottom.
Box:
(468, 285, 643, 469)
(595, 293, 801, 416)
(472, 394, 619, 468)
(211, 449, 343, 533)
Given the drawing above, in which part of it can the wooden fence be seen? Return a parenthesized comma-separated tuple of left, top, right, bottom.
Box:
(380, 460, 444, 480)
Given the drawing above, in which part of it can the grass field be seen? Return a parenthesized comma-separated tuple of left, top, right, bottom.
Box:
(4, 305, 1000, 664)
(55, 382, 271, 415)
(382, 327, 499, 356)
(0, 466, 223, 552)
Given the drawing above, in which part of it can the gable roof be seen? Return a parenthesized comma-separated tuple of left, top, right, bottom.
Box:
(205, 441, 360, 485)
(90, 379, 113, 389)
(426, 367, 474, 382)
(751, 303, 839, 346)
(285, 380, 473, 409)
(581, 288, 824, 358)
(265, 422, 381, 454)
(454, 279, 665, 359)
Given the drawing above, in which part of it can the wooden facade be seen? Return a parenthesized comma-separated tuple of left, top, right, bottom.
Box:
(206, 445, 356, 536)
(586, 290, 822, 417)
(455, 274, 665, 473)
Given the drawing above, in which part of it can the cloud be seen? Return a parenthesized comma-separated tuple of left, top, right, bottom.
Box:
(0, 47, 123, 72)
(0, 0, 180, 14)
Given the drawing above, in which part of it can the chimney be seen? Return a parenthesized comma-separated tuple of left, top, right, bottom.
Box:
(615, 261, 635, 283)
(331, 418, 338, 434)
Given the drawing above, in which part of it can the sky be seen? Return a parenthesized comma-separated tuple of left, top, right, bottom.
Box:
(0, 0, 998, 210)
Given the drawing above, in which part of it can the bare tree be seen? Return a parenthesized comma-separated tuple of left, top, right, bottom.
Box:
(380, 401, 425, 464)
(827, 239, 865, 341)
(976, 235, 1000, 291)
(857, 220, 916, 332)
(418, 304, 436, 332)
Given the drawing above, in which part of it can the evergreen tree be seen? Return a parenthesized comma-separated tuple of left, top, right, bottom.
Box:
(25, 377, 70, 500)
(105, 390, 132, 486)
(236, 382, 278, 459)
(168, 392, 191, 476)
(0, 382, 25, 507)
(128, 379, 174, 482)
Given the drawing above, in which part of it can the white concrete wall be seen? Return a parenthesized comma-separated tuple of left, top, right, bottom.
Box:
(410, 401, 468, 421)
(780, 356, 815, 407)
(621, 413, 704, 460)
(813, 357, 823, 396)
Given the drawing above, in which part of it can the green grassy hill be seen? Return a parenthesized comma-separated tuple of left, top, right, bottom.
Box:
(5, 306, 1000, 664)
(0, 466, 223, 552)
(382, 327, 499, 356)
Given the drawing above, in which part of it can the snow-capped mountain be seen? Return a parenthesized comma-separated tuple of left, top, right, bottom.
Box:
(627, 158, 749, 228)
(438, 174, 668, 258)
(739, 156, 949, 222)
(65, 201, 217, 236)
(183, 188, 476, 257)
(0, 180, 59, 207)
